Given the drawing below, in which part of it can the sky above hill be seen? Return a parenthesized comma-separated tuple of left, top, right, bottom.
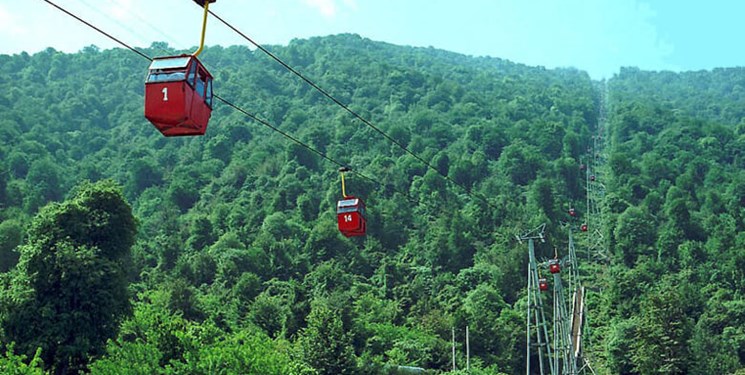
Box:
(2, 0, 743, 79)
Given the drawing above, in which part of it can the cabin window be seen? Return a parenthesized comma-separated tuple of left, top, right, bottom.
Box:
(337, 198, 364, 216)
(147, 56, 190, 83)
(187, 63, 197, 88)
(337, 206, 357, 214)
(206, 79, 213, 108)
(195, 68, 207, 99)
(147, 70, 185, 83)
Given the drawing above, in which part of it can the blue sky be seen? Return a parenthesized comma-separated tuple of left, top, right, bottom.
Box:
(1, 0, 743, 79)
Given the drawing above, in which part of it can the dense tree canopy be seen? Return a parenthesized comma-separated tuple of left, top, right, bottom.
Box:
(0, 34, 743, 374)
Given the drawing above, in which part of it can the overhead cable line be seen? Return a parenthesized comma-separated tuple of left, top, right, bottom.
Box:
(214, 93, 421, 205)
(39, 0, 419, 205)
(214, 94, 357, 178)
(208, 10, 498, 206)
(42, 0, 151, 61)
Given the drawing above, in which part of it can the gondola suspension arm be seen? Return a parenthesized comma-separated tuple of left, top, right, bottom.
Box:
(339, 167, 351, 198)
(192, 0, 214, 57)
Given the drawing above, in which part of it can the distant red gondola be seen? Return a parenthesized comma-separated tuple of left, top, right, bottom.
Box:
(568, 208, 576, 217)
(539, 278, 549, 291)
(549, 259, 561, 274)
(581, 223, 588, 232)
(145, 55, 214, 136)
(337, 196, 366, 237)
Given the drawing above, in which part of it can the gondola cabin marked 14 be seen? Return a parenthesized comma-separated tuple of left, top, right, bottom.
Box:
(337, 196, 366, 237)
(145, 55, 214, 136)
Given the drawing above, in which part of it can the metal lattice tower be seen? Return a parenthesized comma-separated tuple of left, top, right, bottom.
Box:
(522, 226, 598, 375)
(551, 258, 572, 375)
(544, 228, 586, 375)
(584, 81, 611, 264)
(523, 82, 611, 375)
(520, 224, 553, 375)
(567, 229, 593, 375)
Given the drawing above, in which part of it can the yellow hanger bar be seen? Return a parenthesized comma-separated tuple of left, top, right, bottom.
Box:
(341, 174, 347, 198)
(193, 1, 211, 57)
(339, 167, 351, 198)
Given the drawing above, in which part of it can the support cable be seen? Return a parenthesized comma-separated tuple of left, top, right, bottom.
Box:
(42, 0, 151, 61)
(40, 0, 420, 205)
(208, 10, 501, 208)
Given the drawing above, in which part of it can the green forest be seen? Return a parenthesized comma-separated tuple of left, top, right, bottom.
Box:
(0, 34, 743, 374)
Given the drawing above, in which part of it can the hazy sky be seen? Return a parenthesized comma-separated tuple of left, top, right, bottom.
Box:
(1, 0, 743, 79)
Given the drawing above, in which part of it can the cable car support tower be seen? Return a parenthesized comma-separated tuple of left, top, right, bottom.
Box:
(522, 222, 595, 375)
(566, 227, 593, 375)
(519, 224, 553, 375)
(549, 244, 572, 375)
(583, 80, 610, 264)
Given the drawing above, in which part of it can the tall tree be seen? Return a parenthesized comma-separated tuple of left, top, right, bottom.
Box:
(300, 299, 358, 375)
(631, 278, 693, 375)
(1, 180, 136, 374)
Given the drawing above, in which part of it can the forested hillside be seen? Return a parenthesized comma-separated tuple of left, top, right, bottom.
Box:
(0, 33, 742, 374)
(591, 68, 745, 374)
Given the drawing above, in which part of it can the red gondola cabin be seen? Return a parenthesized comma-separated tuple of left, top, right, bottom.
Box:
(539, 278, 549, 291)
(568, 208, 576, 217)
(581, 223, 588, 232)
(145, 55, 214, 136)
(337, 196, 366, 237)
(549, 259, 561, 274)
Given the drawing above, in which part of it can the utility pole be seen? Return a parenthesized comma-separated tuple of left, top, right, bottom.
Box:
(466, 325, 470, 372)
(452, 327, 456, 371)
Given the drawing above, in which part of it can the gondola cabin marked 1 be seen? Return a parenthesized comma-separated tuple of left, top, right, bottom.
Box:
(145, 55, 214, 136)
(337, 196, 366, 237)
